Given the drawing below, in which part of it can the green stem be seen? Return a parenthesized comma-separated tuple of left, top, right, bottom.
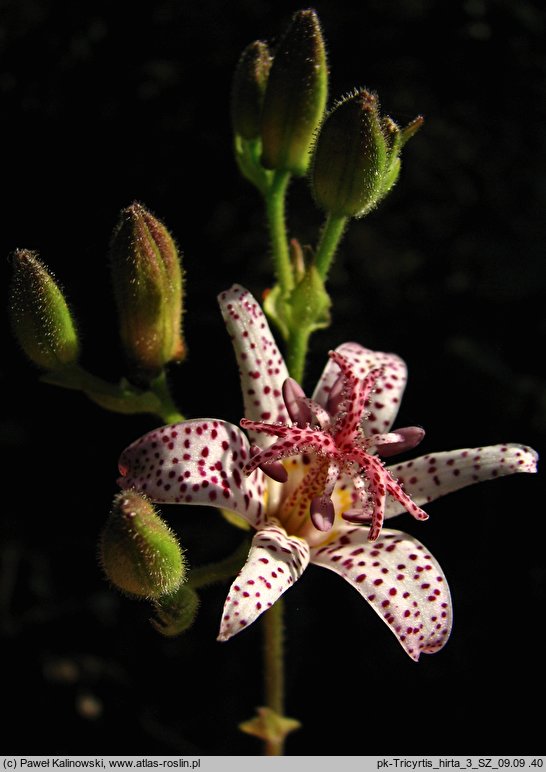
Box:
(262, 599, 286, 756)
(265, 170, 293, 294)
(188, 539, 250, 590)
(150, 370, 185, 424)
(40, 364, 185, 424)
(286, 325, 312, 384)
(314, 213, 348, 280)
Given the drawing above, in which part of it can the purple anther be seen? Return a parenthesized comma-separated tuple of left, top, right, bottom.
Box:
(282, 377, 313, 427)
(259, 460, 288, 483)
(250, 444, 288, 482)
(325, 371, 345, 417)
(375, 426, 425, 457)
(341, 509, 373, 524)
(310, 495, 335, 532)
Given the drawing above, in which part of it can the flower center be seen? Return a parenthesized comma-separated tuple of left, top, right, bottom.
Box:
(241, 351, 429, 542)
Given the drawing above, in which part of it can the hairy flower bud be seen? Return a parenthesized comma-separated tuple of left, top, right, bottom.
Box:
(261, 9, 327, 175)
(232, 40, 272, 140)
(100, 491, 186, 599)
(110, 203, 185, 374)
(312, 89, 424, 217)
(311, 90, 388, 217)
(151, 584, 200, 637)
(10, 250, 79, 370)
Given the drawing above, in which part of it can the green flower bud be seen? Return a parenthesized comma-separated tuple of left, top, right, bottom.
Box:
(287, 264, 331, 332)
(10, 250, 79, 370)
(311, 89, 388, 218)
(232, 41, 272, 140)
(261, 9, 328, 175)
(151, 584, 200, 637)
(110, 203, 185, 374)
(312, 88, 424, 218)
(100, 491, 186, 599)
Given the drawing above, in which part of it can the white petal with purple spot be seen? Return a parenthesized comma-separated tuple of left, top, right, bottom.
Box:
(384, 443, 538, 519)
(118, 419, 267, 527)
(218, 285, 289, 445)
(311, 528, 452, 661)
(218, 519, 310, 641)
(312, 342, 407, 435)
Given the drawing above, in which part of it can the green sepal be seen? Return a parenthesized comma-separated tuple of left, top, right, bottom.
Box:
(151, 584, 200, 637)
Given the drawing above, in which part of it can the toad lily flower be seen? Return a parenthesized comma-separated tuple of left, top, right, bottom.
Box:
(118, 285, 538, 661)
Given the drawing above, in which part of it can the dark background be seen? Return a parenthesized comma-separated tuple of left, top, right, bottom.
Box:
(1, 0, 545, 755)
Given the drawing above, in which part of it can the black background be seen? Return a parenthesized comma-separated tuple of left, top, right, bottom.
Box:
(1, 0, 545, 755)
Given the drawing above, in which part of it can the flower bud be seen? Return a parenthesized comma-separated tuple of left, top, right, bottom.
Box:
(10, 250, 79, 370)
(232, 41, 272, 140)
(100, 491, 186, 599)
(311, 89, 388, 218)
(288, 265, 331, 332)
(110, 203, 185, 374)
(261, 9, 327, 175)
(151, 584, 200, 637)
(312, 89, 424, 217)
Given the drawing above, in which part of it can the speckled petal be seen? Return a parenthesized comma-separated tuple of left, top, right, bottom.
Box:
(384, 443, 538, 519)
(311, 528, 452, 661)
(118, 419, 267, 527)
(312, 342, 407, 435)
(217, 520, 310, 641)
(218, 285, 289, 445)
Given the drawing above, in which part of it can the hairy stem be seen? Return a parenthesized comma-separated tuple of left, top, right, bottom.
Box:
(149, 370, 185, 424)
(188, 538, 250, 590)
(265, 170, 293, 295)
(262, 599, 286, 756)
(40, 365, 185, 423)
(286, 325, 312, 384)
(315, 213, 348, 280)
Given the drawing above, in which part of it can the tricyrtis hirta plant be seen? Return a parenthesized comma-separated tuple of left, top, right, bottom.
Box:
(9, 8, 538, 756)
(118, 284, 536, 660)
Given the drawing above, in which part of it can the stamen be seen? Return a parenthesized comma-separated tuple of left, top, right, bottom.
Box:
(310, 495, 335, 531)
(302, 397, 331, 429)
(341, 509, 373, 524)
(249, 443, 288, 482)
(282, 378, 313, 427)
(260, 461, 288, 483)
(373, 426, 425, 457)
(325, 372, 345, 416)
